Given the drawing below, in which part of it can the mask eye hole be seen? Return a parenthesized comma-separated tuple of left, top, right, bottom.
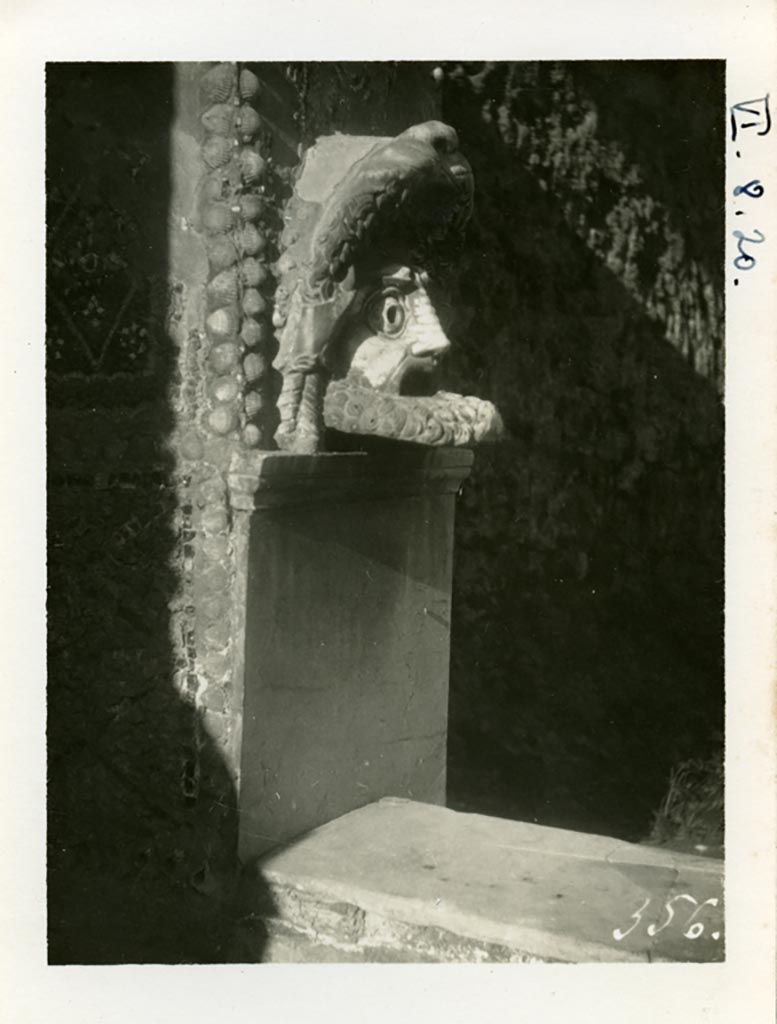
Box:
(366, 290, 407, 337)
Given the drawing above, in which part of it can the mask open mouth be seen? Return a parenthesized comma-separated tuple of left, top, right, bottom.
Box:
(397, 356, 443, 397)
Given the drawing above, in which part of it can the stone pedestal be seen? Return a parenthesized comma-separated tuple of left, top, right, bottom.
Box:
(228, 447, 473, 861)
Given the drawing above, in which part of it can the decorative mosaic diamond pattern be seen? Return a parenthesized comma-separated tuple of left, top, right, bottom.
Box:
(46, 158, 163, 379)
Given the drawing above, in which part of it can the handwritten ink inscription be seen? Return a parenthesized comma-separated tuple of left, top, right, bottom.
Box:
(733, 227, 765, 271)
(730, 94, 769, 282)
(613, 894, 721, 943)
(733, 179, 765, 200)
(730, 95, 771, 141)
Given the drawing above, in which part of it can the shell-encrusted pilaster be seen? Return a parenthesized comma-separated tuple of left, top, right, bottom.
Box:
(198, 61, 277, 450)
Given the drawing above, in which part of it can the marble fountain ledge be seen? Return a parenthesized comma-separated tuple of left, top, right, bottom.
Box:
(242, 797, 724, 963)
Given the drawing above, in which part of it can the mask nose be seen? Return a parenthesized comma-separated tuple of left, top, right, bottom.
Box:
(410, 332, 451, 358)
(407, 287, 452, 359)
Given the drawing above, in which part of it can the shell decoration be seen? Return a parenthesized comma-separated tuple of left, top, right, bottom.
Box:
(197, 61, 276, 448)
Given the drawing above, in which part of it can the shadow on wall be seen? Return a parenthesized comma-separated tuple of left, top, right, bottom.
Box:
(46, 62, 272, 964)
(441, 61, 724, 842)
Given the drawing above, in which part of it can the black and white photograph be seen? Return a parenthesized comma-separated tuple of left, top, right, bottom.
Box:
(3, 1, 777, 1021)
(46, 57, 727, 965)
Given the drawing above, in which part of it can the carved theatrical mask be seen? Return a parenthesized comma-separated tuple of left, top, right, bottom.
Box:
(322, 264, 502, 447)
(272, 121, 503, 453)
(333, 265, 451, 392)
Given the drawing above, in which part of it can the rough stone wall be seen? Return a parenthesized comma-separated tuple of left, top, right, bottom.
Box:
(440, 62, 724, 840)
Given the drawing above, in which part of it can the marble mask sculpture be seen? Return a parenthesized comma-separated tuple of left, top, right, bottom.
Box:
(272, 121, 503, 453)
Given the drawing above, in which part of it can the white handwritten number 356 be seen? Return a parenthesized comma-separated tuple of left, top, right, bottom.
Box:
(613, 895, 720, 941)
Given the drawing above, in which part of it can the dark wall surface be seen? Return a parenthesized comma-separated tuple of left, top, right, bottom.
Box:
(46, 63, 244, 963)
(440, 62, 723, 840)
